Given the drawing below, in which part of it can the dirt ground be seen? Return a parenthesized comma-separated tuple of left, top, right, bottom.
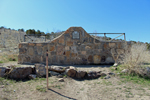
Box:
(1, 62, 150, 100)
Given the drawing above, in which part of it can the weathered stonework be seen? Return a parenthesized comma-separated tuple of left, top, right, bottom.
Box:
(18, 27, 130, 65)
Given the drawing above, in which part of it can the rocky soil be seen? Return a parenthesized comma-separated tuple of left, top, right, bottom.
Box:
(0, 62, 150, 100)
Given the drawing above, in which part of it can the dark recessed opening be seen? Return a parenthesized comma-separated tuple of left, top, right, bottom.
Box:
(101, 56, 106, 62)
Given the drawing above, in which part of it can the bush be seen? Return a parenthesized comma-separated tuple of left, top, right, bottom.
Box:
(121, 43, 150, 77)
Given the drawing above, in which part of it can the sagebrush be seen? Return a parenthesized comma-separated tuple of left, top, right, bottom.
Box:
(121, 43, 150, 77)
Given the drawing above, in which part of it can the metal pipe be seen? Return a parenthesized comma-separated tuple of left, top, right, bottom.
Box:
(24, 35, 26, 42)
(45, 35, 46, 42)
(46, 50, 49, 90)
(89, 33, 124, 34)
(104, 33, 106, 40)
(110, 34, 124, 41)
(124, 33, 126, 41)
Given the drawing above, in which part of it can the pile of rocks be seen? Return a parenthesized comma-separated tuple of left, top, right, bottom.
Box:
(0, 64, 114, 80)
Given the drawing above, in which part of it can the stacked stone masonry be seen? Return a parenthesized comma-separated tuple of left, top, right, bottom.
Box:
(18, 27, 130, 65)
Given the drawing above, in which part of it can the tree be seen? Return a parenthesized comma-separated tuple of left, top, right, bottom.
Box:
(0, 26, 5, 29)
(18, 28, 24, 32)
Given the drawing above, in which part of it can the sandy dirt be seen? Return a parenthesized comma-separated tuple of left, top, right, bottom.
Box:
(0, 62, 150, 100)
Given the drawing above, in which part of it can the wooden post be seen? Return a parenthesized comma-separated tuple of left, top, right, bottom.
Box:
(46, 50, 49, 90)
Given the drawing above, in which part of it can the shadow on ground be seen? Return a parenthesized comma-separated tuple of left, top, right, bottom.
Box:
(48, 88, 77, 100)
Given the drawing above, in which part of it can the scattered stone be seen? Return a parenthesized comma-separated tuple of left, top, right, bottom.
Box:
(50, 71, 60, 76)
(100, 73, 107, 77)
(121, 69, 129, 73)
(104, 76, 111, 79)
(0, 85, 4, 88)
(58, 78, 64, 82)
(0, 67, 6, 77)
(108, 72, 115, 76)
(113, 63, 118, 67)
(86, 71, 101, 79)
(28, 74, 36, 79)
(35, 64, 46, 77)
(57, 75, 63, 78)
(146, 67, 150, 74)
(8, 67, 32, 79)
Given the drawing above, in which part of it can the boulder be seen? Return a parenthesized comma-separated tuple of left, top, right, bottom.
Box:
(0, 67, 6, 77)
(50, 71, 60, 76)
(49, 66, 67, 73)
(28, 74, 36, 79)
(86, 71, 101, 79)
(69, 66, 76, 70)
(8, 67, 32, 79)
(35, 64, 46, 77)
(66, 68, 77, 78)
(76, 71, 87, 79)
(100, 73, 107, 77)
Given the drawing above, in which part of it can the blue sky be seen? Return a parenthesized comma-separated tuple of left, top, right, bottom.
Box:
(0, 0, 150, 42)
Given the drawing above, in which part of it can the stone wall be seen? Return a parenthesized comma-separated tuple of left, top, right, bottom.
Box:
(0, 28, 25, 54)
(18, 27, 130, 65)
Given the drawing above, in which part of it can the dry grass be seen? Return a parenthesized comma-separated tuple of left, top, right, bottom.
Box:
(0, 53, 18, 63)
(121, 43, 150, 77)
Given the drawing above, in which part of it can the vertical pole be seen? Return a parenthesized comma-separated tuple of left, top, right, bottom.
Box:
(46, 50, 49, 90)
(104, 33, 106, 41)
(24, 35, 26, 42)
(124, 33, 126, 41)
(45, 35, 46, 42)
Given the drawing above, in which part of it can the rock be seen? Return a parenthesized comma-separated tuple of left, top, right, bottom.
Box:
(113, 63, 118, 67)
(57, 75, 63, 78)
(108, 72, 115, 76)
(8, 67, 32, 79)
(86, 71, 101, 79)
(49, 66, 67, 73)
(35, 64, 46, 77)
(0, 67, 6, 77)
(76, 71, 87, 79)
(121, 69, 129, 73)
(58, 78, 64, 82)
(0, 85, 4, 88)
(69, 66, 76, 70)
(104, 76, 111, 79)
(28, 74, 36, 79)
(50, 71, 60, 76)
(65, 68, 77, 78)
(146, 67, 150, 73)
(100, 73, 107, 77)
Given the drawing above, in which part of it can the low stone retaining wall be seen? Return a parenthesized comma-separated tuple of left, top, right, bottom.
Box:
(0, 64, 115, 80)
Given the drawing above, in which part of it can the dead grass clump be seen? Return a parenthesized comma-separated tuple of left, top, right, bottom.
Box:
(122, 43, 150, 77)
(0, 53, 18, 63)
